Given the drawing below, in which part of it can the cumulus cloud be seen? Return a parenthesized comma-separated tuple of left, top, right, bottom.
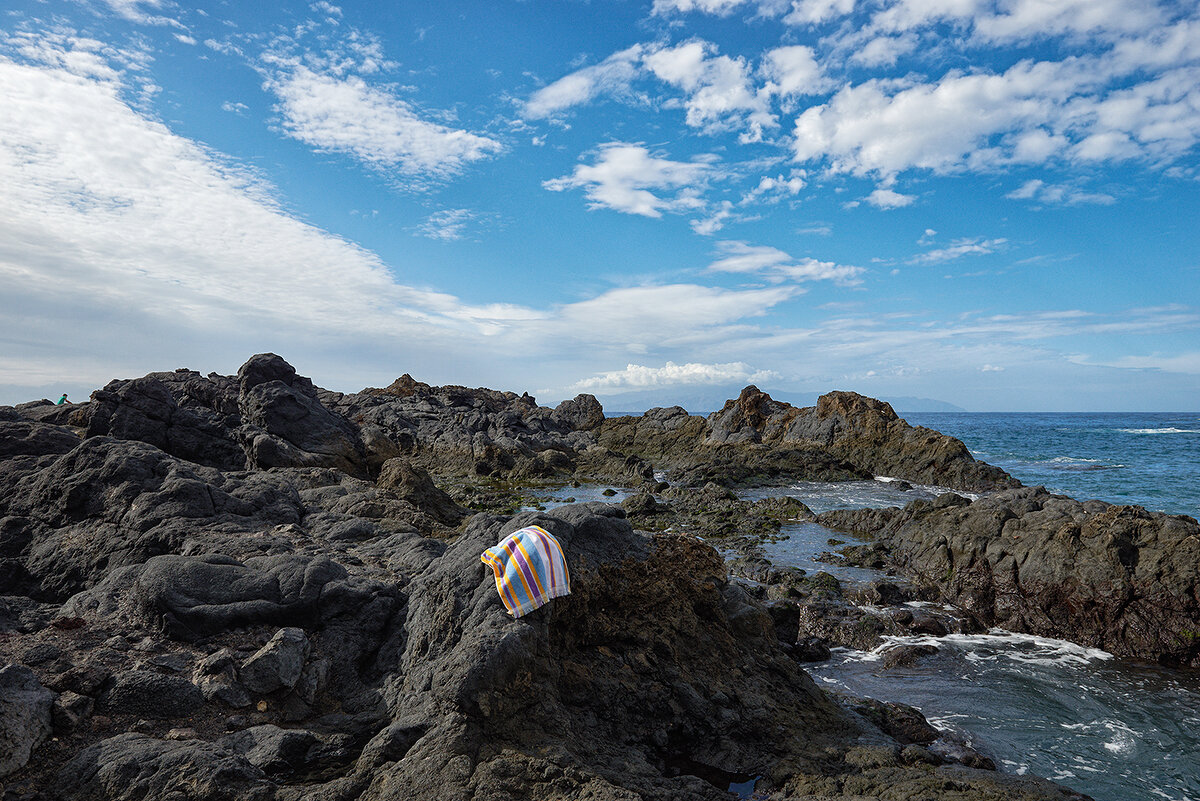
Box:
(543, 142, 715, 217)
(792, 59, 1095, 178)
(644, 40, 776, 140)
(707, 240, 864, 284)
(865, 188, 915, 208)
(785, 0, 857, 26)
(567, 360, 781, 392)
(740, 171, 807, 204)
(760, 45, 828, 97)
(523, 44, 644, 119)
(851, 34, 917, 67)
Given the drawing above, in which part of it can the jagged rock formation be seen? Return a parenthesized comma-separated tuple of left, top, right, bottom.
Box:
(819, 486, 1200, 667)
(702, 387, 1018, 492)
(0, 356, 1093, 800)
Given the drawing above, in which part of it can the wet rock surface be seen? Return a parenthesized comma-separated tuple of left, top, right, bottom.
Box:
(0, 356, 1115, 800)
(820, 485, 1200, 667)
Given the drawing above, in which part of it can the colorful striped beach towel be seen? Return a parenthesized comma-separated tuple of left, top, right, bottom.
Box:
(481, 525, 571, 618)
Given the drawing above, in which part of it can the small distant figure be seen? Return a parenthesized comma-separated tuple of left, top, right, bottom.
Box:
(57, 394, 70, 405)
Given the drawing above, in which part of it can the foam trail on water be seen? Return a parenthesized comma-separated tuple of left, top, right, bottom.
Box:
(846, 629, 1113, 667)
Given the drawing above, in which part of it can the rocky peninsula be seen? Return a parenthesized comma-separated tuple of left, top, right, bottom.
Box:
(3, 354, 1191, 799)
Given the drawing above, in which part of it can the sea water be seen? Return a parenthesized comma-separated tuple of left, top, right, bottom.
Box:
(905, 411, 1200, 519)
(742, 486, 1200, 801)
(537, 411, 1200, 800)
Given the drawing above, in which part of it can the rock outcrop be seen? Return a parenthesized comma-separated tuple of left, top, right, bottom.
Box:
(2, 354, 1163, 799)
(703, 387, 1019, 492)
(819, 486, 1200, 667)
(1, 377, 1089, 799)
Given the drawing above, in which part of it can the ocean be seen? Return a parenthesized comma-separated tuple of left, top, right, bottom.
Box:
(539, 411, 1200, 801)
(903, 411, 1200, 520)
(759, 411, 1200, 801)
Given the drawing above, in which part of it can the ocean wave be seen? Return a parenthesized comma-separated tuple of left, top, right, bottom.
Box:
(1116, 427, 1200, 434)
(1025, 456, 1125, 472)
(846, 630, 1113, 668)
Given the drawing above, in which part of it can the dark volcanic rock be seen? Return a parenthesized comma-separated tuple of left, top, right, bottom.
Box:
(376, 457, 465, 527)
(552, 393, 605, 432)
(0, 664, 54, 778)
(0, 359, 1104, 801)
(85, 375, 245, 471)
(98, 670, 204, 719)
(838, 485, 1200, 666)
(239, 353, 369, 478)
(54, 733, 273, 801)
(707, 387, 1019, 492)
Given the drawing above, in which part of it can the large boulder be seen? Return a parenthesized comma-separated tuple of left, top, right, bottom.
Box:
(238, 354, 369, 478)
(822, 486, 1200, 666)
(84, 375, 245, 471)
(708, 388, 1019, 492)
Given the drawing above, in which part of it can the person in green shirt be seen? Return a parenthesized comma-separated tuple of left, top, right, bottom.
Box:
(57, 394, 69, 405)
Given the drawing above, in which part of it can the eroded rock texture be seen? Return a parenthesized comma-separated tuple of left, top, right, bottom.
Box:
(0, 355, 1133, 800)
(820, 486, 1200, 667)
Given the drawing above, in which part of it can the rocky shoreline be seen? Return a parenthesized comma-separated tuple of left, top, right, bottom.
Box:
(2, 354, 1190, 799)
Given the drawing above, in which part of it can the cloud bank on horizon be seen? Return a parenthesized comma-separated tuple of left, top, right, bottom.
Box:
(0, 0, 1197, 411)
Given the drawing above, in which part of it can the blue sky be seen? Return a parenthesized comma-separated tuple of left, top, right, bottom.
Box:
(1, 0, 1197, 411)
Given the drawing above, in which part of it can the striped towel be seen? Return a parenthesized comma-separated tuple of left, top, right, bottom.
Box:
(481, 525, 571, 618)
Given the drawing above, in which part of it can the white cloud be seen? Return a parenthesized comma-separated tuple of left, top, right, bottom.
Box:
(264, 65, 501, 183)
(868, 0, 1161, 41)
(865, 187, 915, 208)
(980, 364, 1004, 371)
(1006, 179, 1116, 205)
(651, 0, 755, 14)
(644, 40, 776, 140)
(707, 240, 864, 283)
(543, 142, 714, 217)
(785, 0, 857, 26)
(1, 38, 823, 401)
(852, 34, 917, 67)
(739, 171, 807, 206)
(760, 45, 828, 96)
(908, 237, 1007, 264)
(99, 0, 185, 28)
(523, 44, 644, 119)
(792, 59, 1096, 178)
(690, 200, 738, 235)
(567, 360, 781, 392)
(414, 208, 481, 241)
(0, 44, 529, 358)
(1069, 351, 1200, 374)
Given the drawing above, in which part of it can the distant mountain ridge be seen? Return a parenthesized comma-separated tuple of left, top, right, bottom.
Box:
(592, 384, 966, 416)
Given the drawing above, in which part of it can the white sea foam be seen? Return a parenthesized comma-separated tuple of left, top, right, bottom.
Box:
(849, 629, 1112, 667)
(1117, 427, 1200, 434)
(1102, 720, 1138, 756)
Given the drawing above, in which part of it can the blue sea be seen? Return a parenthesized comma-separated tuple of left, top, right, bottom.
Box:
(752, 411, 1200, 801)
(903, 411, 1200, 520)
(546, 410, 1200, 801)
